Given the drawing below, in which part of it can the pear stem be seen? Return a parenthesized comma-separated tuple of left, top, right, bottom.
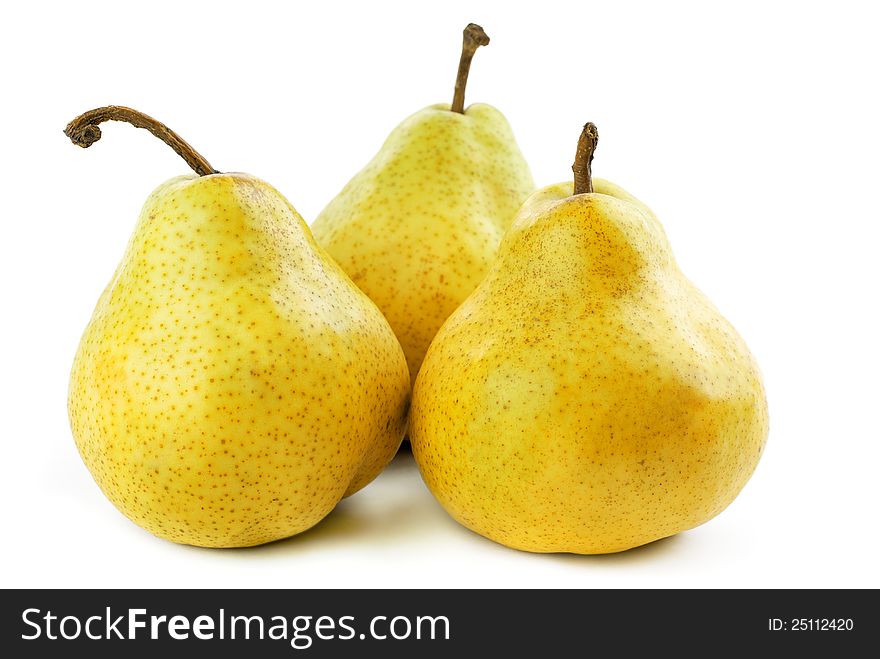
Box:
(572, 122, 599, 195)
(63, 106, 217, 177)
(450, 24, 490, 114)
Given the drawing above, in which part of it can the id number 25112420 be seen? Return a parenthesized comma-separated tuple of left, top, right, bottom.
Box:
(769, 618, 854, 631)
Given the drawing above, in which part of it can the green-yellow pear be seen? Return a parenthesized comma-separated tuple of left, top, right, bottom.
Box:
(65, 106, 410, 548)
(411, 123, 769, 554)
(311, 24, 535, 385)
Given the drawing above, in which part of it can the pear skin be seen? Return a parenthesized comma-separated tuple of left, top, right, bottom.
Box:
(312, 103, 533, 384)
(311, 25, 534, 385)
(410, 177, 769, 554)
(65, 108, 410, 548)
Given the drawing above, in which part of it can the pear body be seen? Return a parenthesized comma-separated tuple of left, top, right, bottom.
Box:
(311, 103, 534, 384)
(410, 179, 768, 554)
(69, 173, 410, 548)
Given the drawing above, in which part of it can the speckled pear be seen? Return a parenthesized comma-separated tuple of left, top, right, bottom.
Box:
(311, 24, 534, 384)
(65, 107, 410, 548)
(410, 124, 768, 554)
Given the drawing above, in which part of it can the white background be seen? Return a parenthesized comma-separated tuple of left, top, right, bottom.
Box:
(1, 0, 878, 589)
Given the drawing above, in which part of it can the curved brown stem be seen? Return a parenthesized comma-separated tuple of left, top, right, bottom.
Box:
(63, 106, 217, 176)
(451, 24, 490, 114)
(572, 122, 599, 195)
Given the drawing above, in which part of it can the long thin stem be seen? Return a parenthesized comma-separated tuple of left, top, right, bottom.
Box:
(63, 106, 217, 176)
(572, 122, 599, 195)
(450, 24, 490, 114)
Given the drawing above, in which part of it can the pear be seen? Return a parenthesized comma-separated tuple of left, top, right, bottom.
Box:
(65, 106, 410, 548)
(311, 24, 534, 385)
(410, 123, 769, 554)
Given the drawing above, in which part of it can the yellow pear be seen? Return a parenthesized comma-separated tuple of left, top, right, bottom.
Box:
(411, 123, 769, 554)
(311, 24, 535, 384)
(65, 107, 410, 548)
